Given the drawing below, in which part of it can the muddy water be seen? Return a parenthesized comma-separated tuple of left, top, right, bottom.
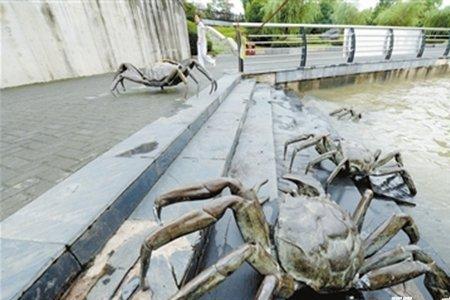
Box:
(302, 76, 450, 266)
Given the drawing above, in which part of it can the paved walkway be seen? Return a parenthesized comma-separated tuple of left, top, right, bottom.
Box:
(0, 57, 235, 220)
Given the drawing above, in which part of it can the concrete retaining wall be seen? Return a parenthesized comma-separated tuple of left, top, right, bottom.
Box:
(1, 0, 190, 88)
(248, 58, 449, 90)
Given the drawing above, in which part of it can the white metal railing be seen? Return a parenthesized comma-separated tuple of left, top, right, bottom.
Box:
(204, 20, 450, 73)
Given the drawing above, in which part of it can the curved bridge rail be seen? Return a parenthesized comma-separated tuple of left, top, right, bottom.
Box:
(204, 20, 450, 74)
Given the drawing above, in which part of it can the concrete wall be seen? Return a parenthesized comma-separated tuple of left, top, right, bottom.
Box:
(1, 0, 190, 88)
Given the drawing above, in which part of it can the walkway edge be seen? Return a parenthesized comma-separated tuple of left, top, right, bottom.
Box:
(0, 74, 240, 300)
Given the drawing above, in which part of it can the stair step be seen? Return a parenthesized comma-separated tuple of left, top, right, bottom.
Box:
(62, 79, 257, 300)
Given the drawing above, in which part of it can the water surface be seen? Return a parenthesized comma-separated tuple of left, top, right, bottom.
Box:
(303, 76, 450, 266)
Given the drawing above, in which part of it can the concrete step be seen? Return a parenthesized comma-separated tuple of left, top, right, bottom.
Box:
(201, 84, 279, 299)
(0, 74, 240, 300)
(62, 79, 257, 300)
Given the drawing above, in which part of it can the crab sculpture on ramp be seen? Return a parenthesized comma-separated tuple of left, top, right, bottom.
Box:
(330, 107, 362, 121)
(138, 175, 449, 299)
(284, 134, 417, 206)
(110, 59, 217, 98)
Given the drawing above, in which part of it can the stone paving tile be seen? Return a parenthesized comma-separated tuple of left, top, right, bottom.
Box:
(0, 56, 234, 220)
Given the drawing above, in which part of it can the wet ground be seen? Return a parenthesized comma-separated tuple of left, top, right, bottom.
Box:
(301, 75, 450, 266)
(0, 56, 235, 220)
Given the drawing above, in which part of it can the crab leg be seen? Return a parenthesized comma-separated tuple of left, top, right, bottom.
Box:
(305, 150, 338, 174)
(352, 189, 374, 232)
(329, 107, 348, 116)
(170, 244, 283, 300)
(140, 194, 272, 291)
(373, 151, 404, 168)
(360, 244, 426, 274)
(371, 166, 417, 196)
(356, 260, 430, 290)
(153, 177, 244, 222)
(288, 135, 328, 172)
(357, 259, 450, 300)
(192, 60, 218, 94)
(283, 134, 315, 159)
(256, 275, 279, 300)
(363, 213, 419, 257)
(324, 158, 348, 190)
(187, 72, 200, 95)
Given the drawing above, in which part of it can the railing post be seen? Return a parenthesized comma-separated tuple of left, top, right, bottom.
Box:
(347, 27, 356, 63)
(299, 27, 307, 67)
(236, 27, 244, 72)
(417, 29, 426, 58)
(444, 31, 450, 57)
(385, 28, 394, 60)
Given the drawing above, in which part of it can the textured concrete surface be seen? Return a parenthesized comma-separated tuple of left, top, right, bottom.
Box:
(0, 56, 235, 220)
(1, 0, 189, 87)
(201, 84, 279, 300)
(0, 72, 239, 300)
(61, 80, 255, 300)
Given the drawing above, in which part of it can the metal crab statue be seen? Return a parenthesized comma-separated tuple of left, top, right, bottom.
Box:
(284, 134, 417, 206)
(330, 107, 362, 121)
(138, 176, 449, 300)
(110, 58, 217, 98)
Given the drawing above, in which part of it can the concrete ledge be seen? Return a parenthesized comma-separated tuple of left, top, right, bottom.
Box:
(61, 80, 256, 300)
(0, 74, 240, 300)
(246, 57, 449, 84)
(276, 57, 449, 83)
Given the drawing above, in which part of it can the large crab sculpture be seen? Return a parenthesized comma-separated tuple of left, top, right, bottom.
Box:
(284, 134, 417, 206)
(110, 58, 217, 98)
(138, 176, 449, 299)
(330, 107, 362, 121)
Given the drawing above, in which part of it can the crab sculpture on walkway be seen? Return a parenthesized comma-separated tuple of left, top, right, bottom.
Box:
(330, 107, 362, 121)
(138, 176, 449, 300)
(110, 59, 217, 98)
(284, 134, 417, 206)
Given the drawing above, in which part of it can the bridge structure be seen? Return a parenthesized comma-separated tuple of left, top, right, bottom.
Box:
(1, 20, 449, 300)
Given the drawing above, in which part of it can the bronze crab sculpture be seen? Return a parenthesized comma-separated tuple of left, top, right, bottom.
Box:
(284, 134, 417, 206)
(330, 107, 362, 121)
(110, 58, 217, 98)
(138, 176, 449, 299)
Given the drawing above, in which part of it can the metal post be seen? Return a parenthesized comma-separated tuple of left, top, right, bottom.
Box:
(417, 29, 426, 58)
(385, 28, 394, 60)
(236, 27, 244, 72)
(299, 27, 307, 67)
(347, 27, 356, 63)
(444, 31, 450, 57)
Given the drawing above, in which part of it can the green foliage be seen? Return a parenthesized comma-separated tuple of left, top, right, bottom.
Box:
(183, 1, 197, 21)
(245, 0, 265, 22)
(331, 1, 368, 25)
(423, 5, 450, 27)
(263, 0, 322, 24)
(318, 0, 337, 24)
(241, 0, 450, 28)
(374, 1, 423, 26)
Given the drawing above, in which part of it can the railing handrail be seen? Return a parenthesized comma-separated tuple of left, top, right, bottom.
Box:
(203, 19, 450, 32)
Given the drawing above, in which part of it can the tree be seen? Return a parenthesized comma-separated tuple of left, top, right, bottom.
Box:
(205, 0, 234, 20)
(374, 1, 423, 26)
(318, 0, 337, 24)
(183, 0, 197, 21)
(331, 1, 367, 25)
(423, 6, 450, 27)
(245, 0, 265, 22)
(262, 0, 322, 24)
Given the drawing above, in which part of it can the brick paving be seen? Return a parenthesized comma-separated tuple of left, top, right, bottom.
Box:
(0, 57, 234, 220)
